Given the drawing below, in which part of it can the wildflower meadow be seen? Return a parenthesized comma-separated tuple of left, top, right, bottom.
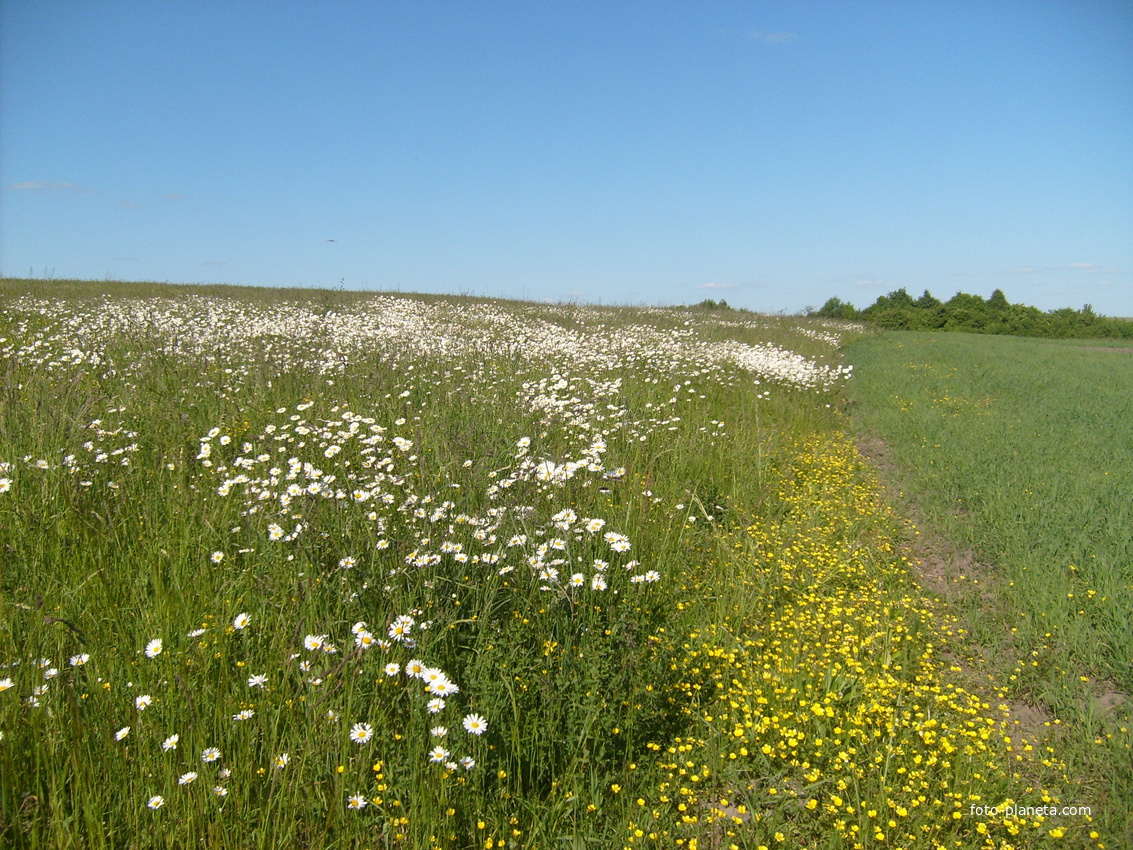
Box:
(0, 280, 1119, 848)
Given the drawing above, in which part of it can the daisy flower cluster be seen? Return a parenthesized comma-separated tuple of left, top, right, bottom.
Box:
(195, 402, 664, 602)
(2, 293, 853, 392)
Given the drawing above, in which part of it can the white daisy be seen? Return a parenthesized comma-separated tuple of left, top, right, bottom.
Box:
(349, 722, 373, 744)
(428, 745, 450, 764)
(462, 713, 488, 735)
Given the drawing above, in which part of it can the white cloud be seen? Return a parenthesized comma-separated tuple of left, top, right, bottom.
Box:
(697, 282, 733, 290)
(7, 180, 92, 193)
(853, 279, 887, 287)
(748, 31, 797, 44)
(1000, 263, 1119, 275)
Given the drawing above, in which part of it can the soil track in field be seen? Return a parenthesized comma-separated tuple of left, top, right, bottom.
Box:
(853, 433, 1060, 738)
(858, 431, 1130, 735)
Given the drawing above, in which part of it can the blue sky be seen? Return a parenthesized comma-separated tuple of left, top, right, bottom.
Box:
(2, 1, 1131, 315)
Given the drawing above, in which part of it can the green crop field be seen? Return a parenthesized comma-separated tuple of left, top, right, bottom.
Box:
(845, 331, 1133, 847)
(0, 279, 1125, 849)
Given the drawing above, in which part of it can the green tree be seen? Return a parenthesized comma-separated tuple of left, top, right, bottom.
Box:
(987, 289, 1009, 311)
(943, 292, 991, 331)
(816, 297, 859, 320)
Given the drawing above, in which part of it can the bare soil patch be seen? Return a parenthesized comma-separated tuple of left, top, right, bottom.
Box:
(855, 435, 993, 600)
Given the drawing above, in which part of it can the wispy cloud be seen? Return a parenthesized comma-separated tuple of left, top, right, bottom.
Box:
(748, 30, 797, 44)
(853, 279, 888, 287)
(7, 180, 92, 193)
(120, 200, 145, 209)
(1001, 263, 1120, 275)
(1064, 262, 1114, 273)
(697, 282, 734, 290)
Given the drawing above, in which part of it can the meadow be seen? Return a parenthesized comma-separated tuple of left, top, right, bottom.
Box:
(0, 279, 1116, 848)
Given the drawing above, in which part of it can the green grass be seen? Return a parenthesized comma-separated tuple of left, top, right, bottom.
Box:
(845, 330, 1133, 841)
(0, 281, 1120, 848)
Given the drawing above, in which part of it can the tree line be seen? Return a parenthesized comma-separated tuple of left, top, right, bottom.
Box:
(815, 288, 1133, 339)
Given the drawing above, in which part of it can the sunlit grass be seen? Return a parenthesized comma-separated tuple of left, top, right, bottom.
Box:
(0, 281, 1113, 848)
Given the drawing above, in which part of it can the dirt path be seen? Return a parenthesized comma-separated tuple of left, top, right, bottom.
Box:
(853, 433, 1060, 739)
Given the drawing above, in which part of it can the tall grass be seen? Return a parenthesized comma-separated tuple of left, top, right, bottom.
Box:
(0, 282, 1109, 848)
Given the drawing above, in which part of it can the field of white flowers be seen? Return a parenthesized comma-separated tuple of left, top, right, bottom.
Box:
(0, 283, 1090, 849)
